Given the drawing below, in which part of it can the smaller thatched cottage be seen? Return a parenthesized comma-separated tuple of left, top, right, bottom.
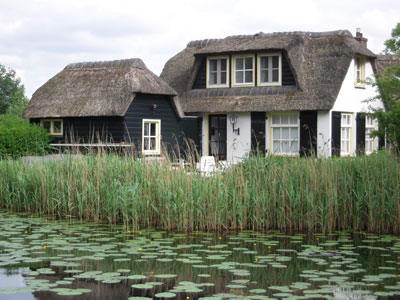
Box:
(23, 58, 199, 156)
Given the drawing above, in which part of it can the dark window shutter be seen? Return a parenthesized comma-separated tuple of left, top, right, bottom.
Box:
(299, 111, 317, 157)
(331, 111, 341, 157)
(356, 113, 366, 155)
(379, 133, 386, 150)
(251, 112, 266, 155)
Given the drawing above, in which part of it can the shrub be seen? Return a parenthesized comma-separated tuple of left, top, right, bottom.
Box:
(0, 115, 52, 158)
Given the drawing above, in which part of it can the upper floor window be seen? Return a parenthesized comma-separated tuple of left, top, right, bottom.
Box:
(354, 56, 365, 88)
(258, 53, 282, 86)
(207, 56, 229, 88)
(40, 119, 63, 136)
(232, 55, 255, 86)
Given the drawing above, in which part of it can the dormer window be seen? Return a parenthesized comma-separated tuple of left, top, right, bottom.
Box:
(258, 53, 282, 86)
(207, 56, 229, 88)
(232, 55, 255, 87)
(354, 55, 365, 88)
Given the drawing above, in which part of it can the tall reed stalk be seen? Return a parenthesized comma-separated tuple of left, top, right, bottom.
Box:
(0, 151, 399, 233)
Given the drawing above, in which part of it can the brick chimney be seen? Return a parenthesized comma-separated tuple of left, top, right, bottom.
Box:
(355, 28, 368, 48)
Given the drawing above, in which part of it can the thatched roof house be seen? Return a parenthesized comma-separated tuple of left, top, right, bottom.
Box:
(160, 30, 385, 160)
(160, 30, 376, 113)
(23, 59, 198, 156)
(375, 55, 400, 74)
(23, 58, 183, 119)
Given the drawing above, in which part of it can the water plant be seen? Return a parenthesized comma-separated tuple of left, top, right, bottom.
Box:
(0, 151, 399, 233)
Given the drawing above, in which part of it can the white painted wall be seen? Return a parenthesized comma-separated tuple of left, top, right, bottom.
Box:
(200, 112, 251, 163)
(201, 113, 208, 156)
(227, 112, 251, 163)
(330, 57, 384, 156)
(317, 111, 331, 157)
(199, 57, 385, 161)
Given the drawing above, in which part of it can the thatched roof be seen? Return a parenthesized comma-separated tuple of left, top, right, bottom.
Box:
(160, 30, 376, 113)
(23, 58, 183, 119)
(375, 55, 400, 74)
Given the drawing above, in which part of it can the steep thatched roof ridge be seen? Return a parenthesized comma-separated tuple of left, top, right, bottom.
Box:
(160, 30, 377, 113)
(375, 55, 400, 74)
(23, 58, 182, 119)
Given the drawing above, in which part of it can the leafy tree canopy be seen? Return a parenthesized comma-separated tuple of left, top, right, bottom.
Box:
(384, 22, 400, 55)
(0, 64, 29, 116)
(369, 23, 400, 150)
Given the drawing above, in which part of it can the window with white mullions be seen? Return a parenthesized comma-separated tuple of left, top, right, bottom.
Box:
(354, 56, 365, 87)
(271, 113, 299, 155)
(207, 57, 228, 87)
(233, 55, 254, 85)
(341, 114, 352, 155)
(142, 119, 161, 155)
(258, 54, 281, 85)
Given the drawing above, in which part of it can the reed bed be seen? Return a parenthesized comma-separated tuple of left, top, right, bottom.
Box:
(0, 151, 399, 233)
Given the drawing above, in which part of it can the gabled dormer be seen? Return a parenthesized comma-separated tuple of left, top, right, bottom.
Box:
(192, 51, 296, 90)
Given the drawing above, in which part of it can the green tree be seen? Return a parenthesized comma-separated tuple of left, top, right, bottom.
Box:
(0, 64, 29, 116)
(368, 23, 400, 150)
(384, 22, 400, 55)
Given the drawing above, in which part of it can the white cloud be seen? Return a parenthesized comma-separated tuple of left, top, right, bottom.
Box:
(0, 0, 399, 98)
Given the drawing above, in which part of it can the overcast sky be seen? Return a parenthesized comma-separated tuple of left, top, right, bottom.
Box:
(0, 0, 399, 98)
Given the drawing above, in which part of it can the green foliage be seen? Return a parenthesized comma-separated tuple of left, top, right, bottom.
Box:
(368, 23, 400, 150)
(369, 66, 400, 149)
(0, 115, 52, 159)
(384, 22, 400, 55)
(0, 64, 29, 116)
(0, 152, 398, 234)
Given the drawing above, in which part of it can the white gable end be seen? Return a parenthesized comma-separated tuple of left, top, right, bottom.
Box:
(332, 57, 384, 113)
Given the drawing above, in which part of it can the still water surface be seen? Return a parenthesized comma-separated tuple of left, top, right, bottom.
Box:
(1, 211, 400, 300)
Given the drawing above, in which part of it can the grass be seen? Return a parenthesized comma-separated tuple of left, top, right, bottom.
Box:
(0, 151, 399, 233)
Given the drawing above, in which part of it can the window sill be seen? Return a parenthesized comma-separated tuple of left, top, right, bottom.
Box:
(354, 84, 365, 89)
(143, 152, 161, 156)
(232, 83, 255, 88)
(258, 82, 282, 87)
(206, 84, 229, 89)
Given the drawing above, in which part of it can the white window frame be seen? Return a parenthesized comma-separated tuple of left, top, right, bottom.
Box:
(142, 119, 161, 155)
(354, 55, 365, 88)
(257, 53, 282, 86)
(341, 113, 353, 156)
(40, 119, 63, 136)
(269, 112, 299, 156)
(206, 56, 229, 88)
(365, 116, 378, 154)
(232, 54, 255, 87)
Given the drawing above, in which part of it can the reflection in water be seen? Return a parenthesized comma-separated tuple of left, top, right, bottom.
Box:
(334, 286, 377, 300)
(1, 212, 400, 300)
(0, 268, 36, 300)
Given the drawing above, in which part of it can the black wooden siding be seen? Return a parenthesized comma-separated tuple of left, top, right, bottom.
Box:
(281, 52, 296, 86)
(124, 93, 199, 157)
(31, 117, 125, 143)
(191, 52, 296, 90)
(192, 57, 207, 89)
(31, 94, 200, 157)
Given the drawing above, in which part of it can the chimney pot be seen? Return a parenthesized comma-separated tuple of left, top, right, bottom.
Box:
(355, 28, 367, 48)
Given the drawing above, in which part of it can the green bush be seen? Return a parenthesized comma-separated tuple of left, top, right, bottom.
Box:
(0, 115, 52, 158)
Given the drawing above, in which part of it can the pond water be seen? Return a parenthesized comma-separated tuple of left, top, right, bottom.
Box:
(1, 211, 400, 300)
